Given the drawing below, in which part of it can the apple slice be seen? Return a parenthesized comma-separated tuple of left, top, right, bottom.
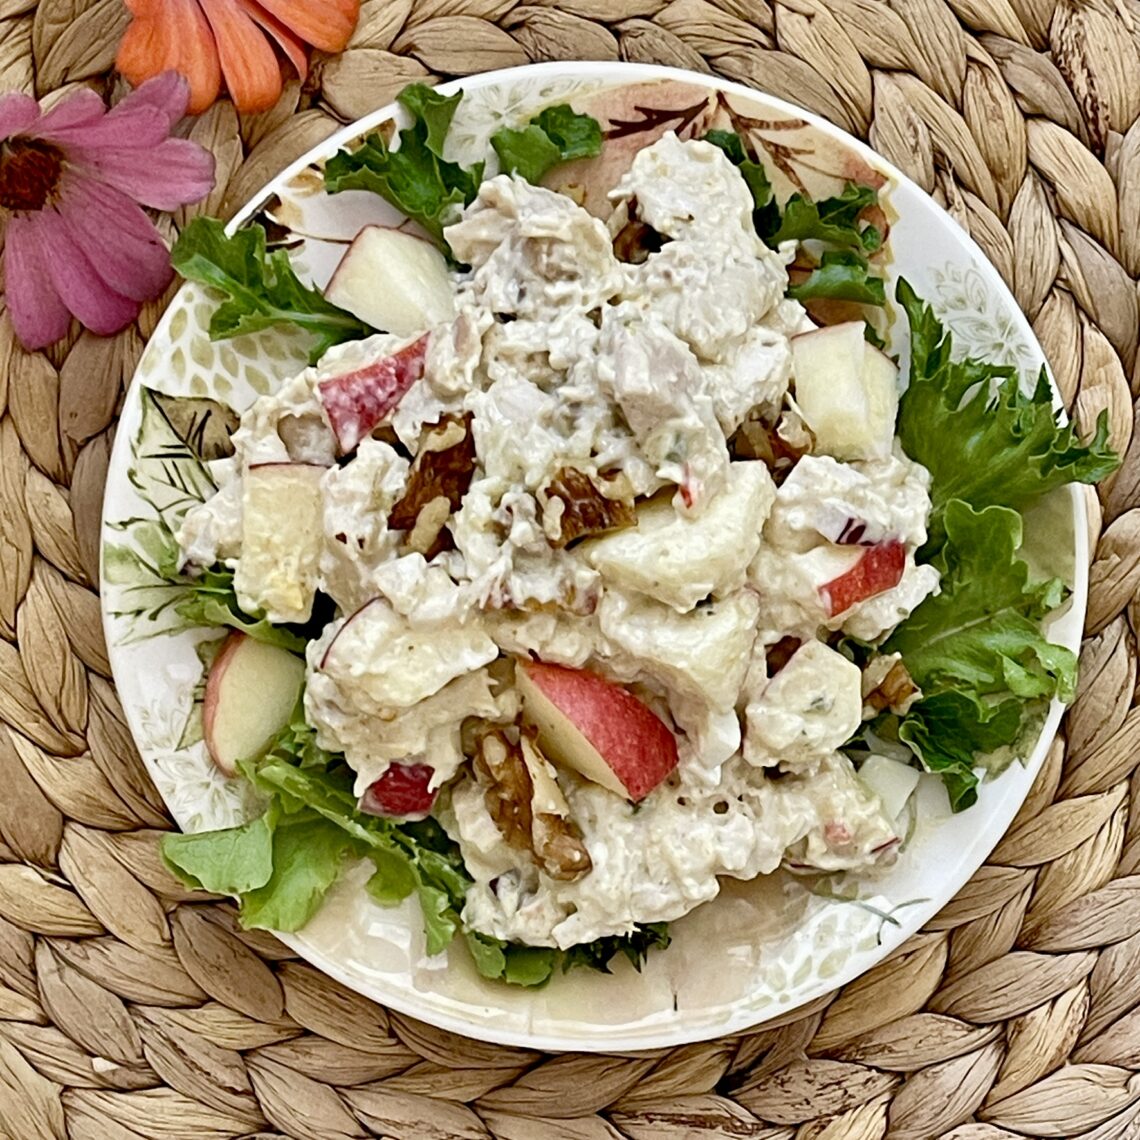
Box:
(516, 659, 678, 802)
(791, 322, 899, 461)
(203, 632, 305, 777)
(233, 462, 325, 624)
(325, 226, 456, 338)
(819, 539, 905, 616)
(359, 762, 437, 820)
(318, 333, 428, 455)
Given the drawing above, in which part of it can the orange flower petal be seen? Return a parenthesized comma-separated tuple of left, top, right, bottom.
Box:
(116, 0, 222, 116)
(238, 0, 309, 83)
(198, 0, 284, 114)
(254, 0, 360, 53)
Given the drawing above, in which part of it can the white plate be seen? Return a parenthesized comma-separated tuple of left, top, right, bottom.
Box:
(100, 61, 1085, 1051)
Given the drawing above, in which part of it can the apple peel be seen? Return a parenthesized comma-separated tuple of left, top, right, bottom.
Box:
(819, 539, 905, 617)
(318, 333, 428, 454)
(203, 632, 305, 777)
(359, 762, 437, 820)
(517, 659, 678, 802)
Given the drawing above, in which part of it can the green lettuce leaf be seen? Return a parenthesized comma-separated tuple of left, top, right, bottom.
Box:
(895, 278, 1118, 550)
(171, 218, 372, 364)
(896, 691, 1024, 811)
(765, 182, 881, 251)
(396, 83, 463, 154)
(324, 84, 483, 246)
(172, 565, 313, 654)
(880, 501, 1078, 808)
(162, 813, 275, 895)
(560, 922, 672, 974)
(240, 816, 358, 931)
(242, 747, 470, 954)
(788, 249, 887, 305)
(886, 501, 1077, 702)
(491, 104, 603, 184)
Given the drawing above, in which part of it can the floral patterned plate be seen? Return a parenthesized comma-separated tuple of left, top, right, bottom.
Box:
(100, 62, 1085, 1051)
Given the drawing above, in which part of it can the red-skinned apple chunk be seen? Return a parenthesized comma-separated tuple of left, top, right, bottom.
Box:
(318, 334, 428, 455)
(203, 633, 305, 777)
(516, 659, 679, 802)
(819, 539, 905, 617)
(359, 762, 437, 820)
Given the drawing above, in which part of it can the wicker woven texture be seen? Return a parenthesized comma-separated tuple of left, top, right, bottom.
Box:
(1, 1, 1139, 1136)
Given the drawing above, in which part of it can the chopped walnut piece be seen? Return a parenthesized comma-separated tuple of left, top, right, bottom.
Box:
(542, 466, 636, 547)
(403, 495, 451, 557)
(533, 812, 593, 881)
(389, 413, 476, 532)
(729, 411, 809, 484)
(766, 636, 802, 677)
(862, 654, 921, 716)
(611, 196, 668, 264)
(473, 729, 592, 881)
(474, 730, 532, 852)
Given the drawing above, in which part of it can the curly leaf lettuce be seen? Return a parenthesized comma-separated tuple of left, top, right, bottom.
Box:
(171, 218, 372, 364)
(859, 280, 1119, 809)
(766, 181, 882, 252)
(324, 84, 483, 246)
(886, 501, 1077, 703)
(327, 86, 603, 249)
(895, 278, 1118, 551)
(880, 502, 1079, 808)
(491, 104, 603, 184)
(897, 692, 1023, 811)
(788, 249, 886, 305)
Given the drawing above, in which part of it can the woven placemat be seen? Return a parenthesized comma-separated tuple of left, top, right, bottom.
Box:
(2, 1, 1139, 1137)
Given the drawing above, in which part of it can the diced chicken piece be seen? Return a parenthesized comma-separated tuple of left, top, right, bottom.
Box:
(743, 640, 863, 768)
(444, 175, 623, 318)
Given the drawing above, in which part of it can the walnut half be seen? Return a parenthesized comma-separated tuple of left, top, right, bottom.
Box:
(390, 413, 476, 560)
(389, 413, 476, 529)
(542, 466, 635, 548)
(473, 729, 592, 881)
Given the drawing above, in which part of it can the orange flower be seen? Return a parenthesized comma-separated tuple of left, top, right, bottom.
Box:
(116, 0, 361, 116)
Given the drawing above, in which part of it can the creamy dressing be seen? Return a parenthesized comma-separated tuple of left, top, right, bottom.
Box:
(177, 134, 940, 948)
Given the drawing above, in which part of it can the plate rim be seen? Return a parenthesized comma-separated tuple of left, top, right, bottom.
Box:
(99, 59, 1089, 1051)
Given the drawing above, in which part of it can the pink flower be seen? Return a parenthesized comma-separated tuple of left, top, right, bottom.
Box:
(0, 73, 215, 350)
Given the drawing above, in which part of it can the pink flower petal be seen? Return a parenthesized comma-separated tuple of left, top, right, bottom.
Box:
(109, 71, 190, 129)
(41, 74, 190, 151)
(55, 176, 173, 302)
(36, 206, 140, 336)
(32, 89, 107, 139)
(48, 103, 172, 151)
(0, 94, 41, 142)
(3, 215, 72, 350)
(67, 137, 215, 211)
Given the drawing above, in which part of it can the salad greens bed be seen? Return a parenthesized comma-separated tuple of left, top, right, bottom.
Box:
(133, 84, 1116, 986)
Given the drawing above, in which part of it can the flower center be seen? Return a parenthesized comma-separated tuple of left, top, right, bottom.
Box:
(0, 138, 64, 212)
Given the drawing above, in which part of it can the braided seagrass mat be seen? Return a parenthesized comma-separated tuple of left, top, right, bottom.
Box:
(3, 1, 1140, 1137)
